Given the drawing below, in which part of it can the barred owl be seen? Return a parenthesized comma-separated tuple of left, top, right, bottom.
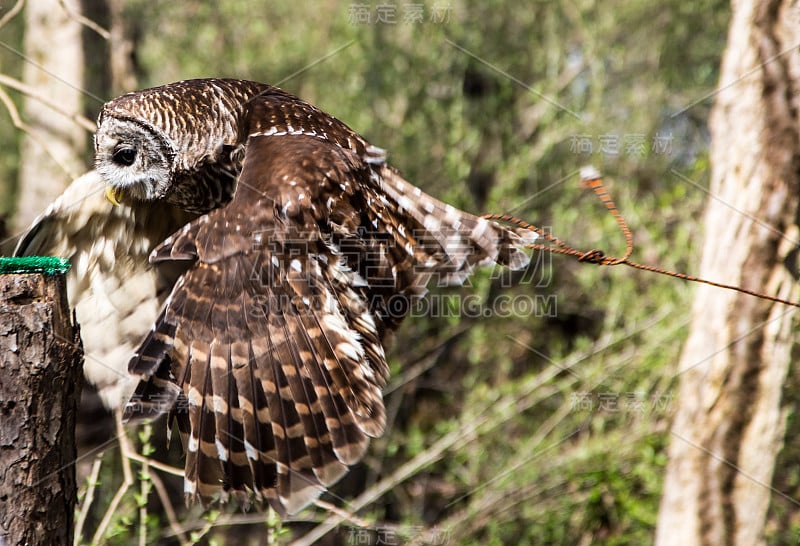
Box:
(89, 78, 531, 514)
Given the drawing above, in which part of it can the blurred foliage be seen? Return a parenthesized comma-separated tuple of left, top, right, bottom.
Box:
(0, 8, 23, 218)
(0, 0, 760, 544)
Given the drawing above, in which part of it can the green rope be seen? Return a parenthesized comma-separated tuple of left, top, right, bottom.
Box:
(0, 256, 71, 276)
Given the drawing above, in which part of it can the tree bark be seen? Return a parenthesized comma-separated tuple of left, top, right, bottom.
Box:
(14, 0, 86, 232)
(0, 273, 83, 546)
(656, 1, 800, 545)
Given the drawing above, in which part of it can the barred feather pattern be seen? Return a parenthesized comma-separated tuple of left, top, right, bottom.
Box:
(13, 171, 194, 409)
(96, 79, 532, 513)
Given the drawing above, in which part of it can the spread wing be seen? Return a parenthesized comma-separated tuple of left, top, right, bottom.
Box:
(124, 134, 531, 513)
(13, 170, 193, 409)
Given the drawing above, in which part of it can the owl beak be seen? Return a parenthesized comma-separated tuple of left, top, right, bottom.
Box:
(105, 186, 125, 206)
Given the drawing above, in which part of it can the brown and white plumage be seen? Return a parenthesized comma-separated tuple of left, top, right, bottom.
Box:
(93, 78, 533, 513)
(13, 170, 193, 409)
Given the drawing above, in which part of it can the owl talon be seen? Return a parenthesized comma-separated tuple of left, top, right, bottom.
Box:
(105, 186, 124, 206)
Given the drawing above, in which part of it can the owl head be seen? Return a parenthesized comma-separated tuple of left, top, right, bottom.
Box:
(94, 79, 269, 204)
(94, 112, 177, 204)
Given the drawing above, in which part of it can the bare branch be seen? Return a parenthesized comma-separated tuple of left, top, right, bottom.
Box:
(149, 472, 191, 545)
(0, 73, 96, 132)
(73, 453, 103, 546)
(124, 450, 185, 477)
(91, 412, 136, 545)
(0, 85, 82, 179)
(74, 455, 103, 546)
(57, 0, 110, 39)
(0, 0, 24, 31)
(311, 499, 370, 528)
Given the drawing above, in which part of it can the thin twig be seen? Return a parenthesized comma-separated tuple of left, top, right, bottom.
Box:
(74, 454, 103, 546)
(160, 512, 260, 539)
(125, 450, 185, 477)
(58, 0, 110, 39)
(0, 85, 82, 179)
(366, 325, 466, 492)
(0, 73, 96, 132)
(0, 0, 24, 31)
(383, 323, 470, 396)
(149, 471, 190, 545)
(138, 456, 149, 546)
(92, 411, 135, 544)
(312, 499, 370, 528)
(183, 511, 227, 543)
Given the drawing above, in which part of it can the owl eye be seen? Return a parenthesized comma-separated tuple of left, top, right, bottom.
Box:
(112, 146, 137, 166)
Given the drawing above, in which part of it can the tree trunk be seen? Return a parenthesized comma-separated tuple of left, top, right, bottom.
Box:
(0, 272, 83, 546)
(13, 0, 86, 232)
(656, 1, 800, 545)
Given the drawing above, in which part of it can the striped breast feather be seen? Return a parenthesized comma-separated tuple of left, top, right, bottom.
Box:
(375, 166, 533, 286)
(123, 208, 389, 514)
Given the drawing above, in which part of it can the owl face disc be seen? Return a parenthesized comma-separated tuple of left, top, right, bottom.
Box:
(95, 115, 175, 202)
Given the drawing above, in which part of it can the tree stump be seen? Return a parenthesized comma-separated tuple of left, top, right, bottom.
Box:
(0, 261, 83, 546)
